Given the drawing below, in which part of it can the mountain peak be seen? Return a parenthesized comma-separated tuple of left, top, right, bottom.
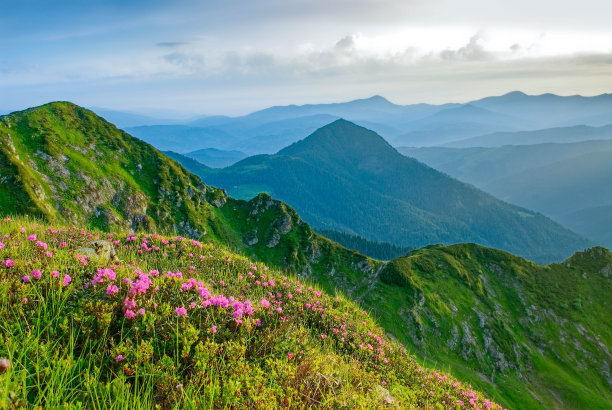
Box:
(278, 119, 395, 158)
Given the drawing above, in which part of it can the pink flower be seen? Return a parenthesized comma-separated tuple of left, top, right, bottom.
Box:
(36, 241, 47, 250)
(31, 269, 42, 280)
(211, 325, 217, 334)
(51, 270, 60, 278)
(114, 355, 124, 361)
(138, 308, 146, 315)
(124, 309, 136, 319)
(22, 276, 30, 283)
(260, 298, 270, 308)
(0, 242, 4, 249)
(46, 252, 53, 258)
(175, 307, 187, 316)
(106, 284, 119, 295)
(62, 274, 71, 287)
(382, 381, 387, 386)
(2, 259, 15, 268)
(27, 233, 36, 241)
(321, 334, 327, 340)
(287, 353, 294, 359)
(60, 242, 67, 248)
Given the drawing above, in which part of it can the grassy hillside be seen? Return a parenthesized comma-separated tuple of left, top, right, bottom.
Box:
(183, 119, 590, 263)
(0, 217, 504, 408)
(0, 103, 382, 284)
(336, 244, 612, 409)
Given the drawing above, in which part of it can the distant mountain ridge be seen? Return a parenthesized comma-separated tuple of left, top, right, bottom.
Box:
(401, 140, 612, 248)
(175, 119, 591, 263)
(119, 91, 612, 154)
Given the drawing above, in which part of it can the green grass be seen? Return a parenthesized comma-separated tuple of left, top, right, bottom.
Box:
(0, 216, 503, 408)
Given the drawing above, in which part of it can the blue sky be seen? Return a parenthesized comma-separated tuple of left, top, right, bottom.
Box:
(2, 0, 612, 116)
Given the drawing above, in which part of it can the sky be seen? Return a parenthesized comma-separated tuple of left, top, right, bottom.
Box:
(2, 0, 612, 116)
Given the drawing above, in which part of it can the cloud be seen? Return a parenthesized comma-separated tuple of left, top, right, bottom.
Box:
(439, 34, 494, 62)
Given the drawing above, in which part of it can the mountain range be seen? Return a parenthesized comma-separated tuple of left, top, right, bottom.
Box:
(401, 140, 612, 248)
(2, 102, 611, 408)
(98, 91, 612, 155)
(169, 119, 591, 264)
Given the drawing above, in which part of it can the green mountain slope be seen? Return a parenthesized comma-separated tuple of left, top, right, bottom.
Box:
(0, 102, 379, 284)
(179, 119, 590, 263)
(0, 217, 505, 408)
(350, 244, 612, 409)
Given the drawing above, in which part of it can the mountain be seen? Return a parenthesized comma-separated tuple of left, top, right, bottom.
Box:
(1, 217, 507, 408)
(175, 119, 591, 263)
(559, 205, 612, 249)
(389, 104, 522, 146)
(400, 141, 612, 248)
(400, 139, 612, 188)
(127, 96, 458, 155)
(483, 150, 612, 220)
(2, 102, 611, 408)
(0, 102, 380, 281)
(183, 148, 248, 168)
(471, 91, 612, 128)
(125, 124, 237, 153)
(89, 107, 193, 128)
(358, 244, 612, 409)
(123, 92, 612, 155)
(444, 124, 612, 148)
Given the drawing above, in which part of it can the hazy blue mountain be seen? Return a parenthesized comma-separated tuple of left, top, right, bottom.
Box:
(400, 139, 612, 187)
(401, 141, 612, 248)
(89, 107, 195, 128)
(173, 119, 591, 263)
(483, 150, 612, 217)
(125, 125, 236, 153)
(389, 104, 522, 146)
(183, 148, 248, 168)
(471, 90, 612, 128)
(124, 92, 612, 155)
(244, 95, 456, 126)
(558, 205, 612, 249)
(445, 124, 612, 148)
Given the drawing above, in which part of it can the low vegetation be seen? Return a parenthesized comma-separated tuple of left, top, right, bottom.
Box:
(0, 217, 502, 408)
